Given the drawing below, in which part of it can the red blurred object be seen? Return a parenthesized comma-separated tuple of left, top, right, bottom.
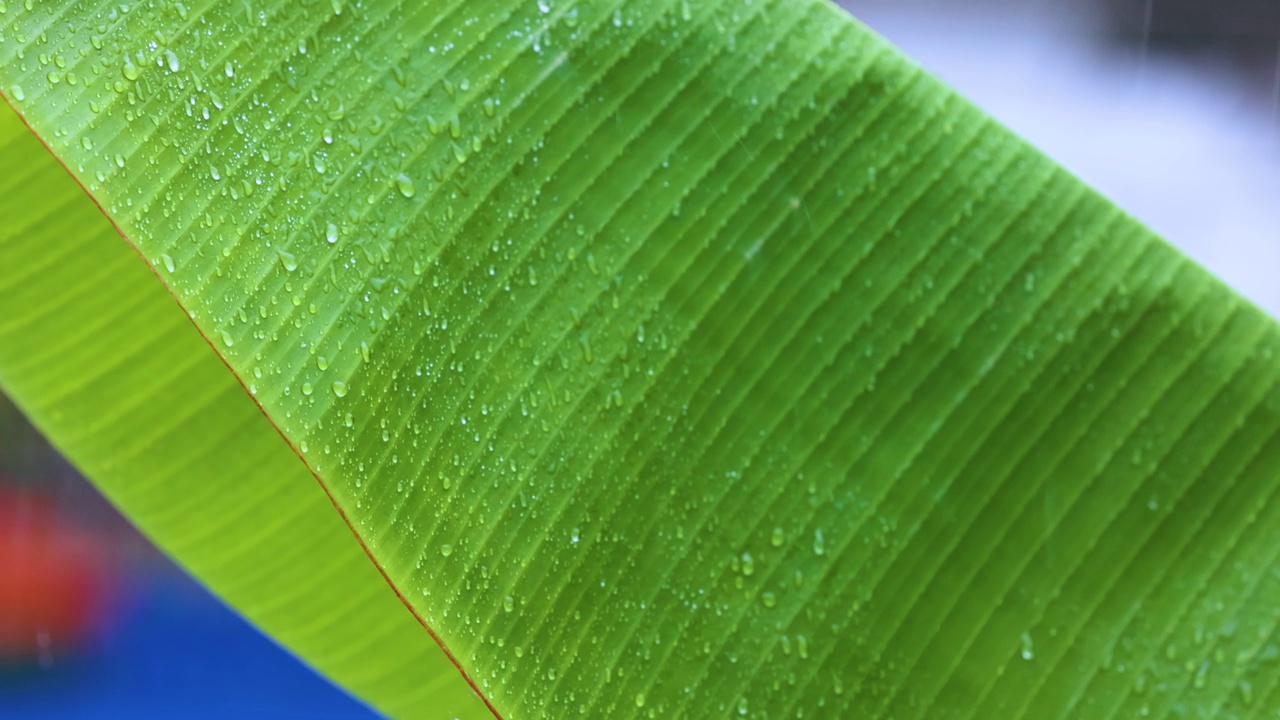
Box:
(0, 483, 113, 664)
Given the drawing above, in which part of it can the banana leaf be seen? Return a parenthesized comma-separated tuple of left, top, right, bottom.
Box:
(2, 1, 1279, 718)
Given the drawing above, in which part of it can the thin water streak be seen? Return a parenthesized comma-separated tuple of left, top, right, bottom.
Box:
(1136, 0, 1155, 90)
(1271, 40, 1280, 147)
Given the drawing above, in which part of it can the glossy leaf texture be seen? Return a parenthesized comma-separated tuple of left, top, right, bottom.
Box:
(4, 1, 1280, 719)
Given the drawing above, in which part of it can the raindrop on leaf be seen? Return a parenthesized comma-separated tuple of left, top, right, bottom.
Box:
(395, 172, 416, 198)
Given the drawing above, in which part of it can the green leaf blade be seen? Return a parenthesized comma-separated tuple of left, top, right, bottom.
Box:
(0, 108, 491, 718)
(4, 0, 1280, 718)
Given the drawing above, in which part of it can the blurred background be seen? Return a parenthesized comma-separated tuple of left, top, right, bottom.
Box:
(2, 1, 1277, 717)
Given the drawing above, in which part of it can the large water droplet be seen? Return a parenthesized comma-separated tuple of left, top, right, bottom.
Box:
(395, 172, 416, 198)
(276, 248, 298, 272)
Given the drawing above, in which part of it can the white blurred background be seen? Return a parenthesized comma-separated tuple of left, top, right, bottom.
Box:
(844, 0, 1280, 317)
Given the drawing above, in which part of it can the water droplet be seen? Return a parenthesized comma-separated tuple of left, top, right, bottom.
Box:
(537, 0, 550, 13)
(224, 61, 234, 78)
(813, 528, 826, 556)
(440, 543, 454, 557)
(164, 49, 180, 72)
(276, 248, 298, 271)
(1020, 631, 1034, 661)
(219, 330, 235, 347)
(761, 591, 777, 608)
(326, 222, 339, 244)
(160, 254, 176, 273)
(503, 595, 514, 613)
(9, 85, 23, 101)
(332, 381, 348, 398)
(634, 693, 645, 708)
(741, 552, 754, 576)
(1193, 661, 1209, 689)
(302, 383, 314, 396)
(770, 527, 784, 547)
(395, 172, 416, 198)
(122, 56, 138, 80)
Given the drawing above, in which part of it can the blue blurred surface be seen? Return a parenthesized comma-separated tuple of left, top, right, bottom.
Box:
(0, 568, 377, 720)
